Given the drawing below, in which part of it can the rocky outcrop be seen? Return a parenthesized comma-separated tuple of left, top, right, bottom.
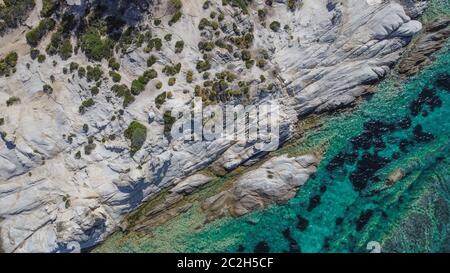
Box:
(202, 154, 319, 220)
(399, 18, 450, 76)
(0, 0, 432, 252)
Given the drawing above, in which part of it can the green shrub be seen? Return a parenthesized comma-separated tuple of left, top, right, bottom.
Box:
(83, 123, 89, 133)
(78, 67, 86, 78)
(198, 18, 210, 30)
(79, 26, 113, 61)
(169, 10, 182, 26)
(37, 54, 46, 63)
(245, 59, 255, 69)
(186, 70, 194, 83)
(270, 21, 281, 32)
(147, 55, 157, 67)
(258, 9, 266, 21)
(70, 62, 79, 72)
(43, 84, 53, 94)
(196, 60, 211, 73)
(112, 84, 135, 108)
(257, 59, 267, 69)
(131, 79, 146, 95)
(91, 86, 99, 96)
(0, 52, 18, 77)
(164, 34, 172, 41)
(46, 13, 76, 60)
(124, 121, 147, 154)
(26, 18, 56, 47)
(148, 38, 162, 51)
(79, 98, 95, 113)
(41, 0, 59, 17)
(211, 21, 219, 30)
(84, 142, 96, 155)
(168, 77, 176, 86)
(170, 0, 183, 10)
(0, 0, 35, 34)
(155, 92, 167, 108)
(6, 96, 21, 106)
(108, 58, 120, 70)
(162, 63, 181, 76)
(241, 50, 251, 61)
(175, 40, 184, 53)
(109, 71, 121, 83)
(198, 41, 215, 52)
(155, 81, 163, 89)
(86, 65, 103, 82)
(142, 69, 158, 82)
(287, 0, 299, 11)
(30, 49, 40, 60)
(163, 111, 176, 136)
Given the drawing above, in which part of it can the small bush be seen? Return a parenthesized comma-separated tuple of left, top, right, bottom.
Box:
(270, 21, 281, 32)
(155, 92, 167, 108)
(198, 18, 210, 30)
(168, 77, 176, 86)
(175, 40, 184, 53)
(6, 96, 21, 106)
(124, 121, 147, 154)
(78, 67, 86, 78)
(164, 34, 172, 41)
(108, 58, 120, 71)
(112, 84, 135, 108)
(196, 60, 211, 73)
(79, 98, 95, 113)
(186, 70, 194, 83)
(169, 11, 182, 26)
(26, 18, 56, 47)
(131, 79, 146, 95)
(163, 111, 176, 136)
(0, 52, 18, 77)
(86, 65, 103, 83)
(37, 54, 46, 63)
(147, 55, 157, 67)
(109, 71, 121, 83)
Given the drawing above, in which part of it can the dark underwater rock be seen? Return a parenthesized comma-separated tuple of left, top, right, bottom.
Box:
(307, 195, 321, 212)
(436, 73, 450, 91)
(350, 153, 390, 191)
(413, 125, 435, 142)
(282, 229, 301, 253)
(355, 209, 374, 232)
(410, 88, 442, 116)
(254, 241, 270, 253)
(297, 215, 310, 231)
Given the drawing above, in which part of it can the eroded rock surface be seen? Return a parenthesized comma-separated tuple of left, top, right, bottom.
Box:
(202, 154, 320, 220)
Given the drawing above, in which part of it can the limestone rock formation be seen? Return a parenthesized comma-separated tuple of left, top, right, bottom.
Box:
(202, 154, 320, 220)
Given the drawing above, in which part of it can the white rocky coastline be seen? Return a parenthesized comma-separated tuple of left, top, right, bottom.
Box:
(0, 0, 429, 252)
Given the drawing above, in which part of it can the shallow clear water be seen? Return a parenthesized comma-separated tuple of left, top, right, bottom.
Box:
(95, 2, 450, 253)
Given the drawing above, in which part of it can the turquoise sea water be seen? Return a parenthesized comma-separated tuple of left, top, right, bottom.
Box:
(95, 2, 450, 252)
(178, 44, 450, 253)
